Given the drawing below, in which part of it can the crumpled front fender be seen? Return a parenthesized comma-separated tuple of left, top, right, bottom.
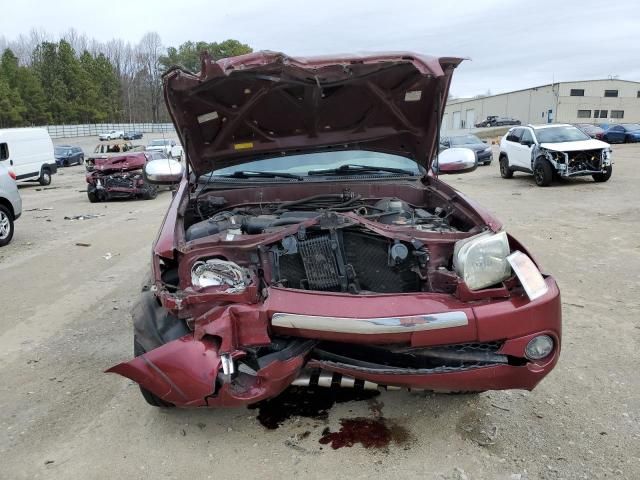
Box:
(107, 335, 220, 407)
(107, 334, 309, 407)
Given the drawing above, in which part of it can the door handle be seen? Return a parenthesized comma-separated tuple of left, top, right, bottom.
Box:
(9, 160, 13, 166)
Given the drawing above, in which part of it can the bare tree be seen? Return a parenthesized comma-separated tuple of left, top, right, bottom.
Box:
(137, 32, 163, 123)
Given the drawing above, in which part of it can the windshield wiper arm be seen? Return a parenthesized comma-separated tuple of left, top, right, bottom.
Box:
(218, 170, 304, 181)
(308, 164, 416, 176)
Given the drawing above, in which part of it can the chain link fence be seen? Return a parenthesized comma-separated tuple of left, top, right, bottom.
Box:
(45, 123, 175, 139)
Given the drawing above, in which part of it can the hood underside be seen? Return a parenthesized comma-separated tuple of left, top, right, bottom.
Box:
(163, 51, 464, 176)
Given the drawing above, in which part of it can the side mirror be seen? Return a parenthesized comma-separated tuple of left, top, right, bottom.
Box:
(482, 140, 488, 144)
(433, 147, 477, 175)
(521, 140, 533, 147)
(144, 158, 184, 185)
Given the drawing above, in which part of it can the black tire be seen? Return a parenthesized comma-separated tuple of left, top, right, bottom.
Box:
(141, 183, 158, 200)
(78, 156, 84, 165)
(593, 166, 612, 183)
(0, 204, 15, 247)
(39, 168, 51, 186)
(63, 159, 69, 167)
(499, 156, 513, 178)
(533, 158, 553, 187)
(133, 338, 174, 407)
(484, 161, 492, 166)
(87, 189, 99, 203)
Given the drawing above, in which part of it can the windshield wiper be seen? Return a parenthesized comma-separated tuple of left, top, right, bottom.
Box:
(308, 164, 416, 176)
(217, 170, 304, 181)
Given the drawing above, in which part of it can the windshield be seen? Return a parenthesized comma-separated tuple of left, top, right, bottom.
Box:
(621, 124, 640, 130)
(535, 126, 590, 143)
(450, 135, 483, 146)
(149, 140, 169, 146)
(208, 150, 422, 177)
(55, 147, 71, 156)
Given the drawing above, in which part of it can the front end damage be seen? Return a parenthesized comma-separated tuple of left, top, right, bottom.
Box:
(107, 180, 562, 407)
(536, 145, 612, 177)
(85, 153, 157, 202)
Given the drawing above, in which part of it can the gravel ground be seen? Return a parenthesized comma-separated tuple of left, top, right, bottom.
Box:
(0, 136, 638, 480)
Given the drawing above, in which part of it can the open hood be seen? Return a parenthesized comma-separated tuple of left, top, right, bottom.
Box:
(163, 51, 463, 176)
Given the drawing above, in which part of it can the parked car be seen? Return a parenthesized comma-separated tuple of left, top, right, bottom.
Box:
(107, 52, 561, 409)
(54, 145, 84, 166)
(0, 128, 57, 186)
(99, 130, 125, 141)
(124, 131, 143, 140)
(602, 123, 640, 144)
(85, 141, 145, 171)
(441, 134, 492, 165)
(475, 116, 498, 128)
(499, 124, 612, 186)
(0, 162, 22, 247)
(490, 116, 520, 127)
(574, 124, 605, 140)
(146, 139, 183, 159)
(85, 151, 157, 202)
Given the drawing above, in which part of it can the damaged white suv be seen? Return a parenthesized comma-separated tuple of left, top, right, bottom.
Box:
(499, 124, 612, 186)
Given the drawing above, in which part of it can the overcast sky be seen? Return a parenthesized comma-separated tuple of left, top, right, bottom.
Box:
(2, 0, 639, 97)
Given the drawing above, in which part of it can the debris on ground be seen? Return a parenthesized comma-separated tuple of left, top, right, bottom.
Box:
(64, 214, 105, 221)
(75, 242, 91, 247)
(103, 252, 113, 260)
(25, 207, 53, 212)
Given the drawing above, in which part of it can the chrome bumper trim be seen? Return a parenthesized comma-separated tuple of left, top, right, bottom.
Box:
(271, 311, 468, 334)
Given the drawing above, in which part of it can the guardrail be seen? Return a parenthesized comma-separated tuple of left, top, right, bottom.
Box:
(46, 123, 175, 139)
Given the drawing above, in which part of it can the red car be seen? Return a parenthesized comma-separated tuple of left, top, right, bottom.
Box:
(108, 52, 561, 408)
(86, 152, 158, 202)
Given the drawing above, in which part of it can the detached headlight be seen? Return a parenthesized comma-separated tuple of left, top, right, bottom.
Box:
(454, 232, 511, 290)
(191, 259, 248, 291)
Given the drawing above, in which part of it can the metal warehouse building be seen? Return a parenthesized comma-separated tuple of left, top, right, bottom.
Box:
(443, 79, 640, 131)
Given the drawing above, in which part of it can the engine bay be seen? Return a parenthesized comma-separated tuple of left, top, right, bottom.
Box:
(186, 193, 465, 241)
(178, 189, 482, 295)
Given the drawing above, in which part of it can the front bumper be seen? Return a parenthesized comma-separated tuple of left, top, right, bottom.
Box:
(108, 277, 561, 407)
(476, 151, 492, 162)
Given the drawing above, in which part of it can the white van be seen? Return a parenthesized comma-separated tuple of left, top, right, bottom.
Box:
(0, 128, 58, 185)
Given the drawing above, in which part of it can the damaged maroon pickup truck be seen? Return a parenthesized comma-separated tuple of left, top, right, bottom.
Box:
(107, 52, 561, 408)
(86, 152, 158, 202)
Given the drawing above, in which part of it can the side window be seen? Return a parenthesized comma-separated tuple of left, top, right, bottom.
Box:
(611, 126, 623, 132)
(604, 90, 618, 98)
(520, 129, 534, 144)
(506, 128, 523, 142)
(0, 143, 8, 160)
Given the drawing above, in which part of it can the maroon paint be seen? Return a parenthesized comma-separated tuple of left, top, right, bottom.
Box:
(107, 52, 562, 407)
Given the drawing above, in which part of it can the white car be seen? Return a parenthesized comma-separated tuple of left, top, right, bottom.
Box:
(99, 130, 125, 141)
(146, 139, 183, 159)
(499, 124, 612, 186)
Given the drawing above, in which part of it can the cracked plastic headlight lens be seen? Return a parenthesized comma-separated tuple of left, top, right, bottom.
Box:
(191, 259, 247, 291)
(454, 232, 511, 290)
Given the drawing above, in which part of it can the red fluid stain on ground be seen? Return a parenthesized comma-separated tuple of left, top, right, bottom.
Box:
(249, 386, 379, 430)
(319, 417, 410, 449)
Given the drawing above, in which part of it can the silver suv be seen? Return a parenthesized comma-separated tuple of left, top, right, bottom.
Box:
(0, 162, 22, 246)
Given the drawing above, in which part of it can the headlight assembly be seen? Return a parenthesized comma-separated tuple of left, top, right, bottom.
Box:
(453, 232, 511, 290)
(191, 259, 248, 291)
